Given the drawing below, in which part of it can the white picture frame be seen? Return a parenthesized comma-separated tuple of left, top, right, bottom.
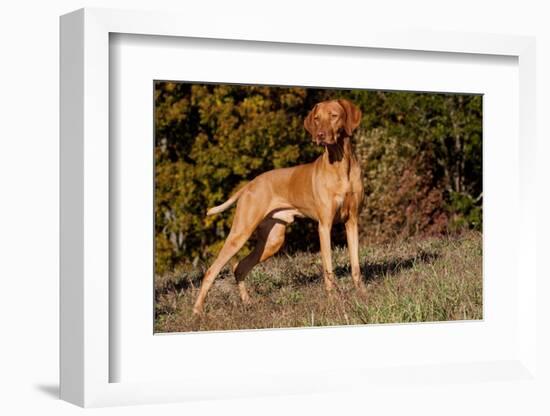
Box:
(60, 7, 538, 408)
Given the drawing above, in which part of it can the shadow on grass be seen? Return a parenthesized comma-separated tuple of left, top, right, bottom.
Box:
(335, 249, 440, 283)
(287, 249, 440, 288)
(155, 267, 233, 300)
(155, 248, 440, 299)
(363, 250, 439, 282)
(154, 268, 203, 301)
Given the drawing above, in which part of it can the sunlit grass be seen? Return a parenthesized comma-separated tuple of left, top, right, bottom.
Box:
(155, 232, 482, 332)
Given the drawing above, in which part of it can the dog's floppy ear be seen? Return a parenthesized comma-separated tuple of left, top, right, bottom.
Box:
(338, 99, 362, 136)
(303, 104, 318, 136)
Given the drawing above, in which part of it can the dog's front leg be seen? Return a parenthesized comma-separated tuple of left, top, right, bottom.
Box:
(345, 217, 366, 293)
(318, 221, 335, 292)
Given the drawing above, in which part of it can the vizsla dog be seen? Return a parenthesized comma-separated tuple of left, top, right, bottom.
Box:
(193, 99, 365, 315)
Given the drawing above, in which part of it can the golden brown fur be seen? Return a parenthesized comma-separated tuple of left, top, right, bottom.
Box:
(193, 99, 365, 314)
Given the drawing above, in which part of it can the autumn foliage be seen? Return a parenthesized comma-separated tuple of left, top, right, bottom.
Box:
(155, 82, 482, 274)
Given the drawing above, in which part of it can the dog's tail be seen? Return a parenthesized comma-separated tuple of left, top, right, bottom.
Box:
(206, 185, 248, 216)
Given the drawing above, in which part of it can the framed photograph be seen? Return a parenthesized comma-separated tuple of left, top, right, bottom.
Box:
(60, 7, 538, 408)
(152, 80, 483, 333)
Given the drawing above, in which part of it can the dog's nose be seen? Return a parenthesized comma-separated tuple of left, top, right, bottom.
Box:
(317, 131, 325, 139)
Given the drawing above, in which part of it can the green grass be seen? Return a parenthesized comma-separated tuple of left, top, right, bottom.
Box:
(154, 232, 482, 332)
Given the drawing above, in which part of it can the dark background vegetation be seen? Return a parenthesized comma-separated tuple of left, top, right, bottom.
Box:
(154, 82, 482, 275)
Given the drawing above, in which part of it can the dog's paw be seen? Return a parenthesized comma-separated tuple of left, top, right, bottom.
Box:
(354, 281, 368, 297)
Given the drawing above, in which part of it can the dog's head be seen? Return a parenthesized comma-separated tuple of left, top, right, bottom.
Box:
(303, 99, 362, 146)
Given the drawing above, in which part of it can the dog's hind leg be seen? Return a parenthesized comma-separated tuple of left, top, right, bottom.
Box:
(233, 218, 286, 304)
(193, 197, 265, 315)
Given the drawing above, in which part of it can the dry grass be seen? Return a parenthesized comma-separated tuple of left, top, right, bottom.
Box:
(154, 232, 482, 333)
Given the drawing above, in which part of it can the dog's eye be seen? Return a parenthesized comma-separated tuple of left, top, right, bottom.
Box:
(330, 114, 338, 119)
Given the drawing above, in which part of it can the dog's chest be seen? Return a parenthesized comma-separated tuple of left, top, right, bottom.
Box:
(333, 180, 352, 209)
(334, 191, 347, 208)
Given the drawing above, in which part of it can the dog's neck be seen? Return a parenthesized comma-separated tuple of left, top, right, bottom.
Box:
(322, 135, 355, 176)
